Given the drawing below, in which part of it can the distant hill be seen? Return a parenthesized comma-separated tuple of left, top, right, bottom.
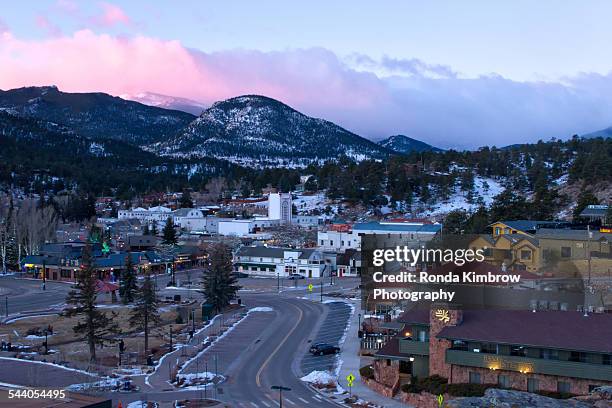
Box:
(153, 95, 393, 166)
(0, 86, 195, 144)
(120, 91, 207, 116)
(582, 126, 612, 139)
(377, 134, 442, 153)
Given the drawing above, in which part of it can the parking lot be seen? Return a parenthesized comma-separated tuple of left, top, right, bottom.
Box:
(300, 301, 353, 375)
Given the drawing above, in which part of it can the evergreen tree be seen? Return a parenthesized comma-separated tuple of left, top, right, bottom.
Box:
(201, 243, 241, 313)
(119, 252, 138, 304)
(606, 203, 612, 226)
(150, 222, 158, 236)
(129, 272, 160, 355)
(142, 224, 150, 235)
(162, 217, 178, 245)
(64, 245, 118, 363)
(179, 190, 193, 208)
(573, 190, 599, 222)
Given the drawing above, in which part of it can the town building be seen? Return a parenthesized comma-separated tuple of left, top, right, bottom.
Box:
(318, 221, 442, 253)
(579, 204, 611, 225)
(268, 192, 292, 224)
(233, 246, 325, 278)
(371, 307, 612, 398)
(488, 220, 567, 237)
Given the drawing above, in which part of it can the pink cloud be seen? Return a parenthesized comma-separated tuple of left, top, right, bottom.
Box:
(0, 30, 384, 114)
(0, 18, 8, 33)
(35, 15, 62, 36)
(2, 30, 612, 148)
(91, 2, 132, 27)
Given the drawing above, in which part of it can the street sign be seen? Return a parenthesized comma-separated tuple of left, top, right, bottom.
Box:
(346, 373, 355, 397)
(346, 373, 355, 384)
(307, 283, 313, 292)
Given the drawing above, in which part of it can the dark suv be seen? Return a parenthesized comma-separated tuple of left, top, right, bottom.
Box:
(309, 343, 340, 356)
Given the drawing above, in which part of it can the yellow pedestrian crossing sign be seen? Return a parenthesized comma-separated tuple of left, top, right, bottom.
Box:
(307, 283, 313, 292)
(346, 373, 355, 386)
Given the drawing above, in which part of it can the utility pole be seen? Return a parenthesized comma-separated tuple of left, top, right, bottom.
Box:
(169, 326, 173, 350)
(4, 296, 7, 318)
(42, 260, 46, 291)
(277, 272, 280, 293)
(320, 279, 323, 302)
(204, 360, 208, 400)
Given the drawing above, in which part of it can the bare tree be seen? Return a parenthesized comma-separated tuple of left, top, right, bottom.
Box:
(15, 198, 58, 260)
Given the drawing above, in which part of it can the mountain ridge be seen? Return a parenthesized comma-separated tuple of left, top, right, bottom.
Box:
(0, 86, 196, 145)
(153, 94, 394, 166)
(377, 134, 442, 153)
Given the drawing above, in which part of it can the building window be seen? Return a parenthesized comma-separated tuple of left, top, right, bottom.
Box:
(510, 345, 526, 357)
(498, 375, 510, 388)
(557, 381, 571, 394)
(527, 378, 539, 393)
(60, 270, 71, 278)
(469, 372, 481, 384)
(386, 359, 391, 366)
(520, 250, 531, 260)
(452, 340, 468, 351)
(495, 227, 501, 235)
(417, 329, 429, 342)
(330, 240, 334, 246)
(561, 246, 571, 258)
(320, 240, 324, 245)
(540, 349, 559, 360)
(481, 343, 497, 354)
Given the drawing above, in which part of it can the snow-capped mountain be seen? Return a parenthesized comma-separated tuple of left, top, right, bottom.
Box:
(377, 134, 441, 153)
(120, 91, 207, 116)
(152, 95, 393, 166)
(0, 86, 195, 144)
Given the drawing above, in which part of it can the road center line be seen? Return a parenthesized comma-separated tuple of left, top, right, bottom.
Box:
(255, 301, 303, 387)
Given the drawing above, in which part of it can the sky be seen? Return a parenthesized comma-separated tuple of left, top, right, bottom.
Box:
(2, 1, 612, 149)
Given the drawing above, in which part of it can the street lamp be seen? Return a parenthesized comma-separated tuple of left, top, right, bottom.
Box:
(271, 385, 291, 408)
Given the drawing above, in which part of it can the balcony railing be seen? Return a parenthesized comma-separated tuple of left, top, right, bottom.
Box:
(446, 349, 612, 381)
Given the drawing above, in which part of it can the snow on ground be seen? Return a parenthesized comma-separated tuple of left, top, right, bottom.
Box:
(301, 370, 337, 385)
(421, 176, 504, 216)
(175, 372, 225, 389)
(247, 307, 274, 313)
(293, 193, 328, 213)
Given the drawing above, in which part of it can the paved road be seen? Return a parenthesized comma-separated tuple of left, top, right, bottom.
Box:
(211, 293, 345, 408)
(0, 276, 71, 317)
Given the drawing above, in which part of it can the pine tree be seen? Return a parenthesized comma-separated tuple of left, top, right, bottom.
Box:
(179, 191, 193, 208)
(201, 243, 241, 313)
(142, 224, 150, 235)
(129, 272, 160, 355)
(119, 252, 138, 304)
(150, 222, 158, 236)
(65, 245, 118, 363)
(162, 217, 178, 245)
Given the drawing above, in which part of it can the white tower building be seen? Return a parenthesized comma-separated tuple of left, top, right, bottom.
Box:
(268, 193, 292, 224)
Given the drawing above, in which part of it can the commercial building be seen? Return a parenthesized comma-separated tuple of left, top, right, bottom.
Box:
(371, 307, 612, 398)
(233, 246, 325, 278)
(318, 221, 442, 253)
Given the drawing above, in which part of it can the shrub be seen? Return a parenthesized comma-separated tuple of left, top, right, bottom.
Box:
(175, 314, 184, 324)
(537, 390, 576, 399)
(445, 383, 495, 397)
(401, 375, 448, 394)
(400, 376, 494, 397)
(359, 365, 374, 379)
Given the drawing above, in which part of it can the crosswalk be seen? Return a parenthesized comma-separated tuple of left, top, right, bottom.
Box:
(231, 393, 330, 407)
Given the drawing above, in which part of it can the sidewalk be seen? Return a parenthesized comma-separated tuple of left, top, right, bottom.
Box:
(139, 310, 244, 391)
(337, 300, 408, 408)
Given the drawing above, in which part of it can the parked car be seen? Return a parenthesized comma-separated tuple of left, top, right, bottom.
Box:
(309, 343, 340, 355)
(232, 272, 249, 278)
(287, 273, 305, 280)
